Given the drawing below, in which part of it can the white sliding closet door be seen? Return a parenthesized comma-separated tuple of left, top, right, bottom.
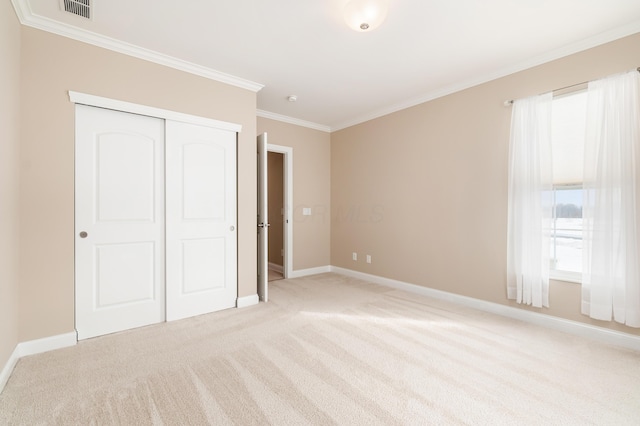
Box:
(165, 121, 237, 321)
(75, 105, 165, 340)
(75, 105, 238, 339)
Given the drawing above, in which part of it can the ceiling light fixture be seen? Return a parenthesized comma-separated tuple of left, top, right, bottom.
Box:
(343, 0, 389, 32)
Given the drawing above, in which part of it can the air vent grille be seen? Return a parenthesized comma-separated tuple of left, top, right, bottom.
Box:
(62, 0, 91, 19)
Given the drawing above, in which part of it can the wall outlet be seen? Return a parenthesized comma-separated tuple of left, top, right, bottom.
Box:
(366, 255, 372, 264)
(352, 252, 357, 261)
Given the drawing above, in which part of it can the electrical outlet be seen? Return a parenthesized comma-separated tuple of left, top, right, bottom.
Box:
(352, 252, 357, 261)
(366, 255, 371, 264)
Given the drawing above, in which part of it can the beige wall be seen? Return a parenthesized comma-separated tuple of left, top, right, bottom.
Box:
(0, 2, 22, 370)
(268, 152, 284, 266)
(257, 118, 331, 271)
(18, 27, 257, 342)
(7, 14, 639, 353)
(331, 32, 640, 336)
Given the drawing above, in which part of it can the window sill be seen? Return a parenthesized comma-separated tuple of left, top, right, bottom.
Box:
(550, 270, 582, 284)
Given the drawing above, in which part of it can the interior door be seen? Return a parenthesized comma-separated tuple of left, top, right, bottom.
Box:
(166, 121, 237, 321)
(257, 133, 269, 301)
(75, 105, 165, 340)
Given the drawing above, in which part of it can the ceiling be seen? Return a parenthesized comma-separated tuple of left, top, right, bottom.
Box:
(14, 0, 640, 131)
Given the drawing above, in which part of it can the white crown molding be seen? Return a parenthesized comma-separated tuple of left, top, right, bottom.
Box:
(11, 0, 264, 93)
(331, 21, 640, 131)
(257, 110, 331, 133)
(11, 2, 640, 133)
(330, 266, 640, 352)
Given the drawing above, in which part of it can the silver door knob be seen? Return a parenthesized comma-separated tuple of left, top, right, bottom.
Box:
(230, 226, 235, 231)
(79, 231, 88, 238)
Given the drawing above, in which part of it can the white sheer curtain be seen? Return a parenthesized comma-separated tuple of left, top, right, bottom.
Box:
(582, 70, 640, 327)
(507, 93, 553, 308)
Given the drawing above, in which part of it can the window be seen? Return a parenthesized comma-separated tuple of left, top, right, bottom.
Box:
(549, 90, 587, 281)
(550, 185, 582, 273)
(508, 70, 640, 314)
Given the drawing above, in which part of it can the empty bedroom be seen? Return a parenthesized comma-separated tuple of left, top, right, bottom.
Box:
(2, 0, 640, 424)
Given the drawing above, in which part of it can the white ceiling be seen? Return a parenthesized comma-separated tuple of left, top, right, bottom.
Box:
(16, 0, 640, 131)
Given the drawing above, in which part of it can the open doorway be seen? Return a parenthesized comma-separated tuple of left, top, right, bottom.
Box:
(267, 144, 293, 282)
(267, 151, 285, 281)
(257, 136, 293, 296)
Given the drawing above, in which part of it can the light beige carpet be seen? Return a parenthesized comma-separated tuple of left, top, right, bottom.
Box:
(1, 273, 639, 425)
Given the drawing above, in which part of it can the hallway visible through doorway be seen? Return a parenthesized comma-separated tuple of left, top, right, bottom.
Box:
(267, 151, 285, 281)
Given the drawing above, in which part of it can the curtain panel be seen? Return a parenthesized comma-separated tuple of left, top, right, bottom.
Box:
(582, 70, 640, 327)
(507, 93, 553, 308)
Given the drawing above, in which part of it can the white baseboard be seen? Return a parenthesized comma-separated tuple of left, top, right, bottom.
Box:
(237, 294, 259, 308)
(17, 332, 77, 358)
(268, 262, 283, 273)
(330, 266, 640, 352)
(289, 265, 331, 278)
(0, 331, 77, 394)
(0, 345, 20, 395)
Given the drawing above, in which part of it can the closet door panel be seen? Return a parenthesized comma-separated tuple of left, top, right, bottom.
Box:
(166, 120, 237, 321)
(182, 143, 226, 220)
(75, 105, 165, 340)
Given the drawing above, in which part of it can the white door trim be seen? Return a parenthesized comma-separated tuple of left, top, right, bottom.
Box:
(68, 91, 242, 133)
(257, 134, 268, 301)
(267, 144, 293, 279)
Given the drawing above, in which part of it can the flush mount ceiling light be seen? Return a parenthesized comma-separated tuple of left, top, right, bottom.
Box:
(343, 0, 389, 32)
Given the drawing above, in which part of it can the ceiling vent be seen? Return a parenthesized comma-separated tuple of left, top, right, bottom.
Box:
(60, 0, 91, 20)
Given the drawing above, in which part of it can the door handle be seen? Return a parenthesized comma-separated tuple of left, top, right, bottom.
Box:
(257, 223, 271, 228)
(79, 231, 88, 238)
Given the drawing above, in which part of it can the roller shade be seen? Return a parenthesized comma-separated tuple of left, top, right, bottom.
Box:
(551, 91, 587, 185)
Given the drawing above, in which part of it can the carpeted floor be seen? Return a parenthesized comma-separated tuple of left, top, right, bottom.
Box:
(1, 273, 639, 425)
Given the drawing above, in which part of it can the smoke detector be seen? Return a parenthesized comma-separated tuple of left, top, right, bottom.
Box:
(60, 0, 92, 20)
